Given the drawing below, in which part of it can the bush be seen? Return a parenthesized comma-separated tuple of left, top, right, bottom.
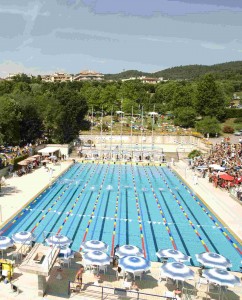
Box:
(188, 150, 202, 159)
(234, 117, 242, 123)
(222, 126, 234, 133)
(225, 108, 242, 118)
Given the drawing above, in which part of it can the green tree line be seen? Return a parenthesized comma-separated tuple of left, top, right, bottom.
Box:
(0, 73, 238, 145)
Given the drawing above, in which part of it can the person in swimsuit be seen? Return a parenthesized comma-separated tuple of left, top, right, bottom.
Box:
(75, 265, 84, 288)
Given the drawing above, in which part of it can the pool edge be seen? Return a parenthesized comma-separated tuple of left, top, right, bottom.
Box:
(171, 166, 242, 246)
(0, 162, 74, 232)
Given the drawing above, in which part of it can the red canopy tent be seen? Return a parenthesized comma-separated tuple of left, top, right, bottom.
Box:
(219, 174, 234, 181)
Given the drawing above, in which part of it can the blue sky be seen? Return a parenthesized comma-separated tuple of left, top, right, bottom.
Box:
(0, 0, 242, 77)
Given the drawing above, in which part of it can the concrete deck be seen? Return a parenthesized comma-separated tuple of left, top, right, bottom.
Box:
(172, 160, 242, 244)
(0, 161, 72, 227)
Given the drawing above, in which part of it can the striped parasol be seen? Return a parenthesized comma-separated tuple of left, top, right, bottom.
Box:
(46, 235, 72, 247)
(196, 252, 231, 269)
(156, 249, 190, 262)
(81, 240, 108, 252)
(118, 256, 151, 274)
(0, 236, 14, 249)
(83, 250, 110, 266)
(12, 231, 35, 245)
(203, 268, 241, 287)
(160, 262, 194, 282)
(115, 245, 143, 258)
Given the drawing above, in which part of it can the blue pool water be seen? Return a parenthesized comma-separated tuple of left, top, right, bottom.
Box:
(1, 163, 241, 271)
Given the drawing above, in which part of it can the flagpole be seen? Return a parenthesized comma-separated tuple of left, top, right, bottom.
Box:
(110, 107, 113, 159)
(131, 106, 133, 159)
(101, 106, 103, 158)
(91, 106, 93, 151)
(141, 106, 144, 160)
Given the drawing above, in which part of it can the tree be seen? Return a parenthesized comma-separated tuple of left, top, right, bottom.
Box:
(0, 96, 21, 144)
(50, 88, 88, 143)
(195, 116, 221, 136)
(173, 107, 196, 128)
(196, 74, 226, 120)
(19, 104, 43, 144)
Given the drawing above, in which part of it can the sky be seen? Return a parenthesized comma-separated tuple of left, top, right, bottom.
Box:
(0, 0, 242, 77)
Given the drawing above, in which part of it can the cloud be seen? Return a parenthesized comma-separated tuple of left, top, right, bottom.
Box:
(201, 43, 225, 50)
(82, 0, 242, 17)
(0, 60, 53, 78)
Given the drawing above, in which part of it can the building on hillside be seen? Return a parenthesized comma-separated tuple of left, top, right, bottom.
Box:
(122, 76, 166, 84)
(73, 70, 104, 81)
(5, 73, 33, 81)
(40, 75, 51, 82)
(50, 72, 73, 82)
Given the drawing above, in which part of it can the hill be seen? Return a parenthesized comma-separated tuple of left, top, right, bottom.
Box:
(104, 61, 242, 81)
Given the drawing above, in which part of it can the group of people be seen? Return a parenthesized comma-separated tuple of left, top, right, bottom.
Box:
(193, 138, 242, 200)
(0, 144, 34, 169)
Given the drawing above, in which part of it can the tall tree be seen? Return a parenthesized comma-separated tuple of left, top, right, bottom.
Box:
(0, 96, 21, 144)
(196, 74, 226, 120)
(49, 88, 88, 143)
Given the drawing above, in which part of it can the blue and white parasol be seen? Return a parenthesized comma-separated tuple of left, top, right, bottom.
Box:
(46, 235, 72, 247)
(203, 268, 241, 287)
(0, 236, 14, 249)
(81, 240, 108, 252)
(156, 249, 190, 262)
(12, 231, 35, 245)
(115, 245, 143, 258)
(160, 262, 194, 281)
(118, 256, 151, 274)
(196, 252, 231, 270)
(59, 246, 75, 257)
(83, 250, 110, 266)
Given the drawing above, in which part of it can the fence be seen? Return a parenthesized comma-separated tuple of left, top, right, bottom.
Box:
(68, 281, 177, 300)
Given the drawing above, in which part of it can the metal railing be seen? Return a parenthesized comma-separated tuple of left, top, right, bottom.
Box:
(68, 281, 177, 299)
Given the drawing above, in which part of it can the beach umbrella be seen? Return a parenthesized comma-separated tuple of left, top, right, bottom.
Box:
(219, 174, 234, 181)
(209, 164, 225, 171)
(58, 246, 75, 258)
(118, 256, 151, 274)
(12, 231, 35, 245)
(196, 252, 231, 270)
(81, 240, 108, 252)
(49, 155, 57, 160)
(115, 245, 143, 258)
(0, 236, 14, 249)
(46, 235, 72, 247)
(203, 268, 241, 287)
(196, 166, 208, 170)
(156, 249, 190, 262)
(116, 111, 124, 114)
(17, 160, 28, 166)
(25, 157, 36, 162)
(83, 250, 110, 266)
(160, 262, 194, 282)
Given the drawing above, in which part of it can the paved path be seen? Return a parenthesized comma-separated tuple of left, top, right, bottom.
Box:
(172, 160, 242, 244)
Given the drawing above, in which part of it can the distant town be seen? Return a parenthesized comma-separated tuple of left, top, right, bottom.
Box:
(0, 70, 166, 84)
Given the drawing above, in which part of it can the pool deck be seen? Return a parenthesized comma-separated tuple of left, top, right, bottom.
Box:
(0, 161, 73, 228)
(0, 159, 241, 299)
(172, 160, 242, 245)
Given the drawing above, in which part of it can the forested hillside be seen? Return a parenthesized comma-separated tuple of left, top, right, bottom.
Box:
(104, 61, 242, 81)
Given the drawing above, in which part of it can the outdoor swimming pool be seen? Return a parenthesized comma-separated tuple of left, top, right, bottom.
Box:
(1, 162, 241, 271)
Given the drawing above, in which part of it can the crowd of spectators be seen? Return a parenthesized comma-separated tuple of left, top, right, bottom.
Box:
(192, 137, 242, 201)
(0, 144, 33, 169)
